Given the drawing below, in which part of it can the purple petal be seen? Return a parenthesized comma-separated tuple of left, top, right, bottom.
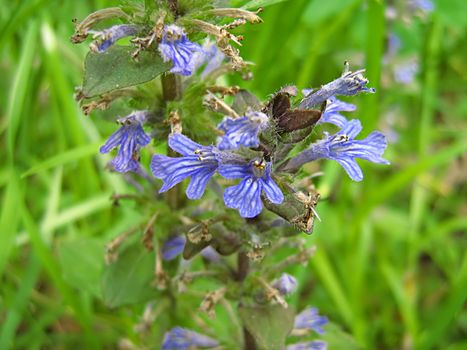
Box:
(168, 133, 203, 156)
(340, 131, 390, 164)
(162, 235, 186, 261)
(333, 156, 363, 182)
(338, 119, 362, 139)
(261, 176, 284, 204)
(186, 167, 216, 199)
(151, 155, 211, 193)
(218, 163, 251, 179)
(99, 127, 126, 153)
(224, 177, 263, 218)
(162, 327, 219, 350)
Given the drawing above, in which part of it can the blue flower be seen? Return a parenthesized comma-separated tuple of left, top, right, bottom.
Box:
(162, 327, 219, 350)
(272, 273, 297, 295)
(294, 307, 328, 334)
(284, 119, 389, 181)
(394, 61, 418, 85)
(318, 96, 356, 128)
(286, 341, 327, 350)
(300, 63, 375, 109)
(217, 110, 269, 150)
(162, 235, 186, 261)
(219, 159, 284, 218)
(151, 133, 219, 199)
(89, 24, 140, 53)
(99, 111, 151, 173)
(158, 25, 203, 76)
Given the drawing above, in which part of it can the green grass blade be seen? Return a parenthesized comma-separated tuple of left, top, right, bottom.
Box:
(0, 255, 41, 349)
(21, 142, 101, 178)
(6, 21, 38, 160)
(0, 168, 23, 277)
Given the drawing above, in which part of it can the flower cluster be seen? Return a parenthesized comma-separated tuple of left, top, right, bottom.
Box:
(99, 61, 389, 216)
(150, 133, 283, 218)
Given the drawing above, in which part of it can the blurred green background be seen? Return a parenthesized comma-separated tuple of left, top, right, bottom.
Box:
(1, 0, 466, 349)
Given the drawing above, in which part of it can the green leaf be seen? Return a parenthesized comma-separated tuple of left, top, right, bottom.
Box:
(82, 46, 171, 98)
(101, 241, 156, 308)
(58, 238, 105, 298)
(239, 304, 294, 350)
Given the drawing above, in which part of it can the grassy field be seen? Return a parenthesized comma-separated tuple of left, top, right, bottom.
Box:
(1, 0, 466, 349)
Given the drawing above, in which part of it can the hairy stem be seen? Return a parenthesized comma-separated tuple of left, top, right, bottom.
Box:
(161, 73, 182, 209)
(236, 251, 249, 282)
(167, 0, 179, 18)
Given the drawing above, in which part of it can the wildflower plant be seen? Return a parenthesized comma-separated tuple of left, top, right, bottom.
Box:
(72, 0, 389, 349)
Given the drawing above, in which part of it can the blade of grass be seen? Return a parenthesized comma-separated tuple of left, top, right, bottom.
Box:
(0, 255, 41, 349)
(312, 246, 353, 326)
(41, 167, 63, 243)
(408, 17, 443, 263)
(380, 263, 418, 340)
(0, 168, 23, 277)
(45, 193, 112, 231)
(21, 142, 101, 178)
(6, 21, 38, 160)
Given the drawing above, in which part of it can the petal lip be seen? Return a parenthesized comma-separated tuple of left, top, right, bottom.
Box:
(224, 177, 263, 218)
(261, 176, 284, 204)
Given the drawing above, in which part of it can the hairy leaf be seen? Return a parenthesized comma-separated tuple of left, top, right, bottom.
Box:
(239, 304, 294, 350)
(82, 46, 171, 98)
(102, 241, 156, 307)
